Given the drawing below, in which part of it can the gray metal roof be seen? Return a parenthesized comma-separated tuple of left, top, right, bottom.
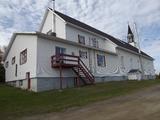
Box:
(52, 9, 153, 60)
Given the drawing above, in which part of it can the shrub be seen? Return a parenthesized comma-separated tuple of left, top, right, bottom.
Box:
(0, 63, 5, 83)
(156, 73, 160, 79)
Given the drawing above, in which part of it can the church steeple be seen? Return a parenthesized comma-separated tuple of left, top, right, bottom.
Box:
(127, 25, 134, 43)
(127, 25, 136, 47)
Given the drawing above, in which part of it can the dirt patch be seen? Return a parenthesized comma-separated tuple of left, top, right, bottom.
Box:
(20, 85, 160, 120)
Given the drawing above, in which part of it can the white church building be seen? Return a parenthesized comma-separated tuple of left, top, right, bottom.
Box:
(4, 8, 155, 92)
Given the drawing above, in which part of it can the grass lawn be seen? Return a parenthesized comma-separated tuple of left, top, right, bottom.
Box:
(0, 79, 160, 120)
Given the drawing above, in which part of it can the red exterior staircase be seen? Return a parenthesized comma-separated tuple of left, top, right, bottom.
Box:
(51, 54, 95, 87)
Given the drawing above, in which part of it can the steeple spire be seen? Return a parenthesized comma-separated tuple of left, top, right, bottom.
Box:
(127, 25, 134, 43)
(128, 25, 133, 35)
(52, 0, 55, 11)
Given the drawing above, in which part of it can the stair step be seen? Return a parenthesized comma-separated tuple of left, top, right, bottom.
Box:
(72, 63, 94, 85)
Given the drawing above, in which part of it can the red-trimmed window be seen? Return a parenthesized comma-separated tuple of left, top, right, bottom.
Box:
(20, 49, 27, 65)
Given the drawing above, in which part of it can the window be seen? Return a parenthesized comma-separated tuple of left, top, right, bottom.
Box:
(79, 50, 87, 59)
(55, 47, 66, 63)
(20, 49, 27, 65)
(19, 80, 23, 86)
(12, 56, 16, 65)
(130, 58, 133, 69)
(5, 61, 9, 68)
(55, 46, 66, 55)
(97, 54, 106, 67)
(15, 64, 18, 77)
(78, 35, 85, 44)
(121, 56, 124, 68)
(91, 38, 99, 48)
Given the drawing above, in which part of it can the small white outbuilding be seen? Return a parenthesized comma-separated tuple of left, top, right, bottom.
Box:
(128, 69, 142, 80)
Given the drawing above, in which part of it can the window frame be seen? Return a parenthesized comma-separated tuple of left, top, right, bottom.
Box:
(20, 49, 27, 65)
(55, 46, 66, 55)
(19, 80, 23, 86)
(15, 64, 18, 77)
(12, 56, 16, 65)
(79, 50, 88, 59)
(97, 54, 106, 67)
(92, 38, 99, 48)
(121, 56, 125, 69)
(78, 34, 85, 45)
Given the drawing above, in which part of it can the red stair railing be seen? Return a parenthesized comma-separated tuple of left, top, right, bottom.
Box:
(51, 54, 95, 86)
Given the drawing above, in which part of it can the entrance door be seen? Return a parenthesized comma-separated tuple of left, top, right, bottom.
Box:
(26, 72, 31, 89)
(88, 49, 94, 73)
(55, 46, 66, 55)
(55, 46, 66, 63)
(15, 64, 18, 77)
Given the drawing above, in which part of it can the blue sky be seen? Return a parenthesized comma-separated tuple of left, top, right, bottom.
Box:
(0, 0, 160, 73)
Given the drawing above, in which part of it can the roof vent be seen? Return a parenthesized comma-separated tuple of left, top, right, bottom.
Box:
(47, 30, 56, 37)
(50, 32, 56, 36)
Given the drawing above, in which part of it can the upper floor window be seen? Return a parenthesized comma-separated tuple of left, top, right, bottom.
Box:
(20, 49, 27, 65)
(97, 54, 106, 67)
(12, 56, 16, 65)
(5, 61, 9, 68)
(79, 50, 87, 59)
(78, 35, 85, 45)
(91, 38, 99, 48)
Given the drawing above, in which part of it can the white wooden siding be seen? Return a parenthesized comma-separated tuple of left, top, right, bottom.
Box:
(66, 24, 117, 53)
(41, 11, 52, 33)
(5, 35, 37, 82)
(40, 11, 66, 39)
(37, 37, 89, 77)
(117, 49, 155, 75)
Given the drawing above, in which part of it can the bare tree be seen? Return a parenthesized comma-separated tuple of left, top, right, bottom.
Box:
(0, 48, 3, 63)
(0, 46, 5, 83)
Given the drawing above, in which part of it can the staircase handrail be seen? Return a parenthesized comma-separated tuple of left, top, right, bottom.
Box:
(79, 58, 95, 81)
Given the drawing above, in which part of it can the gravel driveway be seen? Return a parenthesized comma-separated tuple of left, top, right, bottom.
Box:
(21, 85, 160, 120)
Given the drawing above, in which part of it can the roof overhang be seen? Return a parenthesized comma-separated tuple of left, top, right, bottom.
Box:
(117, 46, 154, 61)
(3, 32, 37, 61)
(3, 32, 117, 61)
(39, 8, 66, 32)
(37, 32, 117, 55)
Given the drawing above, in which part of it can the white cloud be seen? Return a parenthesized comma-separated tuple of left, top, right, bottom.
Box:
(143, 40, 160, 57)
(142, 39, 160, 73)
(0, 0, 48, 45)
(0, 0, 160, 72)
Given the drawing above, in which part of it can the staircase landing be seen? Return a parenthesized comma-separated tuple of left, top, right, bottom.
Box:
(51, 54, 95, 89)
